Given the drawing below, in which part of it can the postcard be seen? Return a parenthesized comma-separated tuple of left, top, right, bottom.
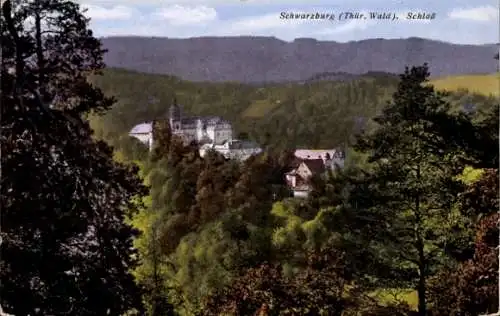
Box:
(1, 0, 498, 315)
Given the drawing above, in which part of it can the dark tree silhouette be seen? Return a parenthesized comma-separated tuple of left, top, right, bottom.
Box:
(1, 0, 146, 314)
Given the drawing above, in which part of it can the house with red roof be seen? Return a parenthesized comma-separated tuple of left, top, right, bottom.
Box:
(285, 149, 345, 198)
(285, 159, 326, 198)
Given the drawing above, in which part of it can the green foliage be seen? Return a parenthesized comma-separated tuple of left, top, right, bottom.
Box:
(201, 254, 355, 316)
(167, 220, 238, 314)
(428, 213, 499, 315)
(127, 131, 296, 313)
(88, 66, 498, 159)
(458, 166, 484, 184)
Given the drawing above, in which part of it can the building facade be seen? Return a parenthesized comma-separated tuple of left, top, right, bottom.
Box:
(129, 101, 234, 150)
(294, 149, 345, 171)
(285, 149, 346, 198)
(169, 102, 233, 145)
(199, 139, 263, 161)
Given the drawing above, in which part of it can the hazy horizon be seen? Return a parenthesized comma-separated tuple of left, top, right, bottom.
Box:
(98, 35, 499, 46)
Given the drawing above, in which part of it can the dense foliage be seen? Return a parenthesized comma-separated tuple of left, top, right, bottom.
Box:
(1, 0, 145, 314)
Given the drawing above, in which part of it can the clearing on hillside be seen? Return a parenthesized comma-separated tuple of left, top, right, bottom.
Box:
(242, 99, 281, 118)
(429, 73, 499, 96)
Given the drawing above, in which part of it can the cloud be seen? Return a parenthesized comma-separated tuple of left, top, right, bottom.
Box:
(81, 4, 136, 20)
(76, 0, 365, 6)
(448, 6, 498, 22)
(153, 5, 217, 25)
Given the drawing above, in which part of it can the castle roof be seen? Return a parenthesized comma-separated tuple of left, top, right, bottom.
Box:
(130, 122, 153, 134)
(169, 103, 231, 127)
(295, 149, 343, 160)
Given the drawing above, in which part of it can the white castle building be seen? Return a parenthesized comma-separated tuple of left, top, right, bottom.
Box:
(129, 101, 261, 161)
(199, 139, 263, 161)
(168, 102, 233, 145)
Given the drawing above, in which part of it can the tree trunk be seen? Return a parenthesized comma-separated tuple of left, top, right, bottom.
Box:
(417, 248, 427, 316)
(415, 164, 427, 316)
(34, 6, 46, 102)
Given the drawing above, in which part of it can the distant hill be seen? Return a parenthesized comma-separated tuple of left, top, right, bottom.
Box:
(100, 36, 498, 83)
(429, 73, 499, 96)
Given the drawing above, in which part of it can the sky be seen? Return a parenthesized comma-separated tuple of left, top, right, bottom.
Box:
(76, 0, 499, 44)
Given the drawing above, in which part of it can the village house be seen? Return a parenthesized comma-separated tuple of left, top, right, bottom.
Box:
(294, 149, 345, 170)
(285, 149, 346, 198)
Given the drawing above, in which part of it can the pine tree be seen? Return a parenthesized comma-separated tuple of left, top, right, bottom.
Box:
(1, 0, 146, 314)
(352, 64, 465, 316)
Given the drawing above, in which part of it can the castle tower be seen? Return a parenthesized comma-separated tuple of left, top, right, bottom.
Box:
(169, 97, 181, 129)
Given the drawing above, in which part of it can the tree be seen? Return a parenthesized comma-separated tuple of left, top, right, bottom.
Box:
(202, 245, 413, 316)
(428, 168, 499, 315)
(350, 64, 465, 316)
(459, 168, 499, 220)
(428, 213, 499, 315)
(151, 119, 173, 161)
(1, 0, 146, 314)
(237, 132, 250, 140)
(201, 248, 355, 316)
(143, 223, 177, 316)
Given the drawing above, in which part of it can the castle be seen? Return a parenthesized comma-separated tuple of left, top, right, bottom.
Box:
(129, 101, 262, 160)
(168, 101, 233, 145)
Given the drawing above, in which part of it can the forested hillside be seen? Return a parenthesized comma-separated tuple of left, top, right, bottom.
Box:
(89, 68, 499, 156)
